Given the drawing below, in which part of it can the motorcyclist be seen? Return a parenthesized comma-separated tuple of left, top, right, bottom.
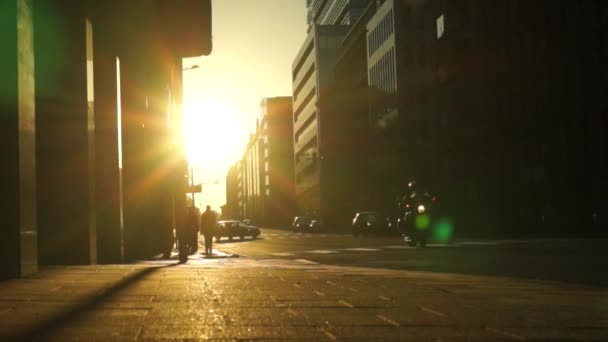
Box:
(400, 180, 433, 247)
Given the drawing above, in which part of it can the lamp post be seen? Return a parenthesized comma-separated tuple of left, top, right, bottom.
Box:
(189, 167, 219, 208)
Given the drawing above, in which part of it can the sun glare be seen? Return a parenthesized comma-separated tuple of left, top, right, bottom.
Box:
(182, 97, 245, 173)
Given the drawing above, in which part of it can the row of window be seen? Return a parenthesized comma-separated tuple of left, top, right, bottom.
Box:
(295, 116, 317, 144)
(293, 63, 315, 101)
(369, 46, 397, 120)
(315, 0, 332, 24)
(293, 41, 314, 81)
(321, 0, 348, 24)
(294, 86, 315, 122)
(369, 46, 396, 94)
(368, 9, 394, 57)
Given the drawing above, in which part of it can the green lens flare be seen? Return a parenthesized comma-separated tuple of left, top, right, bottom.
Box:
(415, 214, 430, 230)
(432, 218, 454, 242)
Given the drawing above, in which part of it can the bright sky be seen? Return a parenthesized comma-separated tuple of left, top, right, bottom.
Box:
(182, 0, 307, 212)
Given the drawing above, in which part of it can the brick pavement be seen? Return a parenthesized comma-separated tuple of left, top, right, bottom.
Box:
(0, 251, 607, 341)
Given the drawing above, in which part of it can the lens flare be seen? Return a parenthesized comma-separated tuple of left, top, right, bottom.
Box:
(432, 218, 454, 242)
(415, 214, 431, 230)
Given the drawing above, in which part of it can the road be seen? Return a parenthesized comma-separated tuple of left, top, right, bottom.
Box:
(1, 228, 607, 340)
(214, 228, 608, 287)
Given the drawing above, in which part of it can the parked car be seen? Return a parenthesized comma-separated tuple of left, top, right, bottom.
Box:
(292, 216, 314, 232)
(215, 220, 260, 241)
(241, 219, 258, 228)
(352, 212, 397, 236)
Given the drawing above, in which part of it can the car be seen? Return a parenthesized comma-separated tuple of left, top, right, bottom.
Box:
(352, 212, 397, 236)
(241, 219, 258, 228)
(309, 219, 323, 232)
(215, 220, 260, 241)
(292, 216, 314, 232)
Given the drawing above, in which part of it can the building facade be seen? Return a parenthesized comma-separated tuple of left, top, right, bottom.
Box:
(363, 0, 608, 236)
(307, 0, 372, 30)
(223, 163, 239, 220)
(260, 97, 296, 227)
(292, 25, 351, 217)
(320, 1, 378, 230)
(241, 132, 264, 221)
(225, 97, 296, 227)
(1, 0, 212, 279)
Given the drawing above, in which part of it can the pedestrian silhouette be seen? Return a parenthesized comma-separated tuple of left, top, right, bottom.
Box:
(187, 206, 199, 254)
(200, 205, 217, 255)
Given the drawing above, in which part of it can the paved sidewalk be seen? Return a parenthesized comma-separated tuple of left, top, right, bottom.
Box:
(0, 250, 607, 341)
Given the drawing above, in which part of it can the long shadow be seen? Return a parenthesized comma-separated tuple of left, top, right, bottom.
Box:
(7, 263, 177, 341)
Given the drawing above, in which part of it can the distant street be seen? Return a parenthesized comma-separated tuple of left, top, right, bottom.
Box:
(214, 228, 608, 287)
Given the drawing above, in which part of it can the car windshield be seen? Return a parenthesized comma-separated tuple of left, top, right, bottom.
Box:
(295, 217, 312, 224)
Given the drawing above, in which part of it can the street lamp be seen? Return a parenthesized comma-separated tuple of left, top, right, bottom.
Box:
(189, 167, 219, 208)
(182, 64, 199, 71)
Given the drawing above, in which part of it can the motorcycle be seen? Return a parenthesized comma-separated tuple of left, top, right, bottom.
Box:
(398, 190, 437, 247)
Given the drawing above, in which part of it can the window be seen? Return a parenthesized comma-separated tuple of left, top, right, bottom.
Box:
(436, 14, 445, 39)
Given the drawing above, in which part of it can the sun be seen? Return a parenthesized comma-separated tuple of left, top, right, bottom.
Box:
(182, 97, 245, 172)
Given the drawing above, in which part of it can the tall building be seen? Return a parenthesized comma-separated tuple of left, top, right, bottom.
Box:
(223, 164, 240, 220)
(292, 25, 351, 217)
(226, 97, 295, 227)
(363, 0, 608, 236)
(260, 97, 296, 227)
(241, 131, 263, 221)
(1, 0, 212, 279)
(307, 0, 372, 30)
(320, 1, 378, 229)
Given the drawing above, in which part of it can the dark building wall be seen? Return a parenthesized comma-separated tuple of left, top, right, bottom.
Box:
(426, 0, 608, 236)
(371, 0, 608, 237)
(93, 24, 122, 264)
(34, 2, 97, 265)
(0, 0, 38, 279)
(265, 97, 296, 227)
(119, 53, 178, 260)
(322, 4, 376, 231)
(1, 0, 212, 278)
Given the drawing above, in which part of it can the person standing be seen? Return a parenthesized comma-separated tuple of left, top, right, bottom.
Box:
(200, 205, 217, 255)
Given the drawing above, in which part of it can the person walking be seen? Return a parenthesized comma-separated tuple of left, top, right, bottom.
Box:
(200, 205, 217, 255)
(187, 206, 199, 254)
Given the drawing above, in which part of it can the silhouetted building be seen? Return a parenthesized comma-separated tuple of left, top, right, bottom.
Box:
(241, 130, 264, 221)
(292, 25, 351, 218)
(1, 0, 212, 280)
(319, 1, 377, 230)
(223, 164, 239, 220)
(364, 0, 608, 236)
(259, 97, 296, 227)
(227, 97, 295, 227)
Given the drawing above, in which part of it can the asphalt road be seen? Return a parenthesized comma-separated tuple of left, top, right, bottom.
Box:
(2, 229, 607, 341)
(213, 228, 608, 287)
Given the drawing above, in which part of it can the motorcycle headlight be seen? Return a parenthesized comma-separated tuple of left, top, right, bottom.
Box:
(417, 205, 426, 214)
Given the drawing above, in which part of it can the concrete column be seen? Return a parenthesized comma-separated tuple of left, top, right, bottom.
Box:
(120, 54, 176, 260)
(93, 29, 122, 264)
(0, 0, 38, 280)
(34, 4, 97, 265)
